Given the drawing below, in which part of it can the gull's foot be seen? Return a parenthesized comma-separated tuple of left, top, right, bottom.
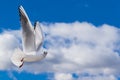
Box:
(21, 58, 24, 62)
(19, 58, 24, 68)
(19, 62, 24, 68)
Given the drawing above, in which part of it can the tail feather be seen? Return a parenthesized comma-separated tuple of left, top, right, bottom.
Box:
(11, 48, 25, 67)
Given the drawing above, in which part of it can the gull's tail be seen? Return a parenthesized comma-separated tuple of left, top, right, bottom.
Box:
(11, 48, 25, 68)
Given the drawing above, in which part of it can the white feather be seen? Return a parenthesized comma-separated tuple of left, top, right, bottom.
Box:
(11, 48, 25, 67)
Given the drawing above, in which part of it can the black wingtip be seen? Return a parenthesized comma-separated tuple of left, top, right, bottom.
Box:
(18, 5, 22, 16)
(18, 5, 21, 9)
(18, 6, 28, 23)
(34, 22, 37, 29)
(34, 21, 39, 29)
(18, 5, 23, 12)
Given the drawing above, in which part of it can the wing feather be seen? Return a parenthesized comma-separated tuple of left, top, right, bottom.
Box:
(19, 6, 36, 54)
(34, 21, 44, 51)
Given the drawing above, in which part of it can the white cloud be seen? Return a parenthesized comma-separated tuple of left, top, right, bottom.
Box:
(78, 75, 117, 80)
(0, 30, 20, 70)
(54, 73, 73, 80)
(0, 21, 120, 80)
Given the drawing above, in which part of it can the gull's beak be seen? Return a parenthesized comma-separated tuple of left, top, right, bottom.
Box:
(44, 51, 48, 56)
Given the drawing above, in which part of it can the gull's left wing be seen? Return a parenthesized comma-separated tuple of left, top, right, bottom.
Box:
(34, 21, 44, 51)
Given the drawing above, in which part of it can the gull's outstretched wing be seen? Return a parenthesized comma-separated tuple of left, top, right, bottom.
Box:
(34, 21, 44, 51)
(19, 6, 36, 54)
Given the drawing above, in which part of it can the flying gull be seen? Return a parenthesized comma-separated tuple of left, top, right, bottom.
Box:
(11, 6, 47, 68)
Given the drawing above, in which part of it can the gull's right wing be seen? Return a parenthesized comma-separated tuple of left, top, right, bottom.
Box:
(19, 6, 36, 54)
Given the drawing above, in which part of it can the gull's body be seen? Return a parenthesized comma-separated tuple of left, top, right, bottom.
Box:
(11, 6, 47, 68)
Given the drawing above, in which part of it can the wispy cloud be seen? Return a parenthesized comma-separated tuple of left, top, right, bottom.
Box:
(0, 21, 120, 80)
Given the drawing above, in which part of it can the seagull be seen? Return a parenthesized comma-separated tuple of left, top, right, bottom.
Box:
(11, 6, 47, 68)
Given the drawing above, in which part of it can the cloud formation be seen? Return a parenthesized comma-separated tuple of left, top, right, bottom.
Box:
(0, 21, 120, 80)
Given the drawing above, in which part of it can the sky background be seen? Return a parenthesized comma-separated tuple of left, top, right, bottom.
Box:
(1, 0, 120, 30)
(1, 0, 120, 80)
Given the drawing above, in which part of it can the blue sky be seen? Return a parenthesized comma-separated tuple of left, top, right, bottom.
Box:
(1, 0, 120, 80)
(0, 0, 120, 30)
